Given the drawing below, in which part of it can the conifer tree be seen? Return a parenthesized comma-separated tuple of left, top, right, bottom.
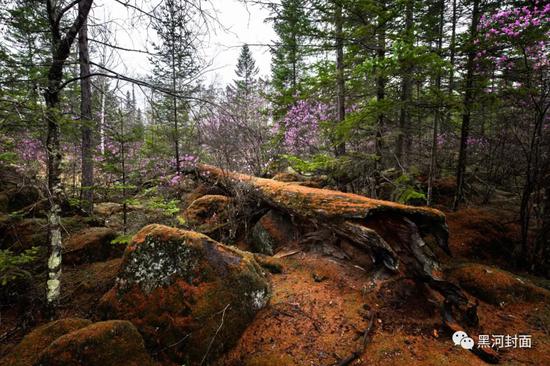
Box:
(151, 0, 199, 173)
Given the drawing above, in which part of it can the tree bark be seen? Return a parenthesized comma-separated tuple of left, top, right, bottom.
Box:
(44, 0, 94, 315)
(396, 0, 414, 167)
(453, 0, 480, 210)
(79, 10, 94, 213)
(374, 0, 386, 192)
(170, 4, 180, 174)
(427, 0, 445, 206)
(334, 1, 346, 157)
(448, 0, 457, 95)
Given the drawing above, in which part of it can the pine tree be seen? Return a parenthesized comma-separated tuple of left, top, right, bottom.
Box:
(269, 0, 310, 117)
(234, 44, 259, 96)
(151, 0, 199, 173)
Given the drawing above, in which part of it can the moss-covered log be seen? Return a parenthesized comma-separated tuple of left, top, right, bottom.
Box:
(187, 164, 463, 303)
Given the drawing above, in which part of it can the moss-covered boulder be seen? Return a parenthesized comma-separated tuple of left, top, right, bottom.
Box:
(249, 210, 298, 255)
(98, 224, 270, 364)
(35, 320, 154, 366)
(63, 227, 120, 265)
(182, 183, 226, 206)
(0, 318, 92, 366)
(182, 194, 232, 234)
(93, 202, 123, 216)
(0, 217, 48, 251)
(447, 263, 550, 306)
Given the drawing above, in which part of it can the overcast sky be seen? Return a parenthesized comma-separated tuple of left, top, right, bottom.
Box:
(92, 0, 276, 89)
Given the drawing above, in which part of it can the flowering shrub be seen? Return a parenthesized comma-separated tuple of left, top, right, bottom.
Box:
(476, 3, 550, 71)
(280, 100, 334, 155)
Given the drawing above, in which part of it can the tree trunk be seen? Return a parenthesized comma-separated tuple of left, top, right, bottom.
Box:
(375, 0, 386, 191)
(44, 0, 94, 316)
(534, 168, 550, 277)
(396, 0, 414, 167)
(427, 0, 445, 206)
(335, 1, 346, 157)
(79, 12, 94, 213)
(448, 0, 457, 94)
(170, 6, 180, 174)
(120, 108, 128, 234)
(100, 79, 106, 155)
(453, 0, 480, 210)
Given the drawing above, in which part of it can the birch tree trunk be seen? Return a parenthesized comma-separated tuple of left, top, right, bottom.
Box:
(44, 0, 94, 315)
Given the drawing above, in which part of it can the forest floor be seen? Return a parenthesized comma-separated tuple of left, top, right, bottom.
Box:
(1, 175, 549, 366)
(218, 207, 550, 366)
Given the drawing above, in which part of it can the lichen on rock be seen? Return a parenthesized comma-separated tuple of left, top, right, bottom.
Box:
(115, 233, 198, 294)
(249, 210, 298, 255)
(98, 224, 270, 364)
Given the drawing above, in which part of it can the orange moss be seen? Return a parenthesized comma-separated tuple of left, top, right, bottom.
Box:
(197, 164, 446, 222)
(0, 318, 92, 366)
(63, 227, 120, 265)
(59, 258, 122, 318)
(36, 320, 154, 366)
(99, 224, 269, 365)
(217, 249, 550, 366)
(446, 263, 549, 306)
(445, 208, 520, 262)
(183, 183, 226, 207)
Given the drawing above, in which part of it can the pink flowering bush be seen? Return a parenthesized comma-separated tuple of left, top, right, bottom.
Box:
(280, 100, 334, 155)
(476, 3, 550, 71)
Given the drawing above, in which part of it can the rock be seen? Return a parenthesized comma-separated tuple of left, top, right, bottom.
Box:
(0, 164, 20, 191)
(183, 183, 226, 207)
(35, 320, 154, 366)
(63, 227, 121, 265)
(0, 217, 48, 251)
(60, 258, 122, 316)
(0, 318, 92, 366)
(6, 185, 42, 212)
(447, 263, 550, 306)
(98, 224, 270, 364)
(249, 210, 298, 255)
(182, 194, 232, 234)
(93, 202, 123, 216)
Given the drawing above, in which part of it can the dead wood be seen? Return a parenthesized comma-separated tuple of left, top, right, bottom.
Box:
(186, 165, 462, 300)
(185, 165, 494, 360)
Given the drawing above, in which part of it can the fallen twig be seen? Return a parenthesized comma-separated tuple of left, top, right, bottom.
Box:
(273, 249, 301, 258)
(200, 303, 230, 366)
(334, 312, 376, 366)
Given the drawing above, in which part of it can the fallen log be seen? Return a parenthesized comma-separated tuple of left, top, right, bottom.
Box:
(186, 165, 475, 304)
(184, 164, 498, 362)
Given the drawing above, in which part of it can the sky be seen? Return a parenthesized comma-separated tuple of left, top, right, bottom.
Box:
(93, 0, 276, 89)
